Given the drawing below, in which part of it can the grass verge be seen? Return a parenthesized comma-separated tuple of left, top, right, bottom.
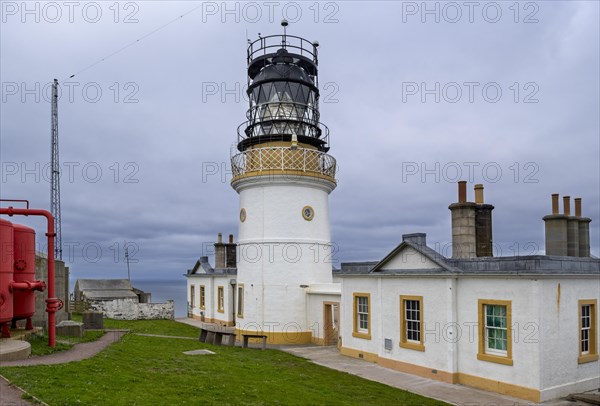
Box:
(28, 330, 106, 356)
(2, 319, 447, 405)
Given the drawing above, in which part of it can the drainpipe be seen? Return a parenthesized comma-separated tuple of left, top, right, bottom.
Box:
(0, 206, 63, 347)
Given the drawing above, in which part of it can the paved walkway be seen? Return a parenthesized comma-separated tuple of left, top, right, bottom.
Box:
(0, 330, 127, 367)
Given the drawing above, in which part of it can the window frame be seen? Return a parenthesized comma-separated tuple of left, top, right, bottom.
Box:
(579, 299, 598, 364)
(477, 299, 513, 366)
(217, 286, 224, 313)
(237, 284, 244, 318)
(400, 295, 425, 351)
(199, 285, 206, 310)
(352, 292, 371, 340)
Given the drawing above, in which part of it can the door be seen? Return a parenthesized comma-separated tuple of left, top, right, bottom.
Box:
(323, 302, 340, 345)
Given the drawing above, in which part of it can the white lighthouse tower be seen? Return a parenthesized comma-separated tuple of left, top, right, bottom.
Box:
(231, 23, 337, 344)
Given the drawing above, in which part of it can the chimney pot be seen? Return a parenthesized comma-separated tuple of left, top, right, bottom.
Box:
(563, 196, 571, 216)
(575, 198, 582, 217)
(228, 234, 234, 244)
(458, 181, 467, 203)
(551, 194, 559, 215)
(217, 233, 223, 244)
(474, 184, 484, 204)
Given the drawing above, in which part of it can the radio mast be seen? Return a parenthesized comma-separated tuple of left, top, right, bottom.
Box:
(50, 79, 62, 260)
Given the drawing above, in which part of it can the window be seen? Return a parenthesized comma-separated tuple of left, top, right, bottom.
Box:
(237, 284, 244, 318)
(352, 293, 371, 339)
(579, 299, 598, 364)
(199, 285, 205, 309)
(190, 286, 195, 308)
(477, 299, 513, 365)
(217, 286, 224, 313)
(400, 295, 424, 351)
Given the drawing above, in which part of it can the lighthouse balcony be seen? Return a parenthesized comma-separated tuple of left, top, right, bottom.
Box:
(231, 146, 336, 182)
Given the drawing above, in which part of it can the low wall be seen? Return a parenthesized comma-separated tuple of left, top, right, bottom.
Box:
(88, 298, 174, 320)
(31, 255, 69, 329)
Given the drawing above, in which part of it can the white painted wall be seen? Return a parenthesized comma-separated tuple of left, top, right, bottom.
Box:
(538, 278, 600, 401)
(380, 247, 442, 270)
(187, 275, 235, 325)
(233, 175, 336, 333)
(341, 276, 453, 372)
(456, 278, 541, 390)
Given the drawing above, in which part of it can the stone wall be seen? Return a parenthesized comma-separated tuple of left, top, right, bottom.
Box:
(31, 255, 69, 329)
(88, 298, 174, 320)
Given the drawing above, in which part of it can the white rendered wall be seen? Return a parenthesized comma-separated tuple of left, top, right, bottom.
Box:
(233, 176, 335, 333)
(380, 247, 442, 270)
(538, 278, 600, 401)
(340, 277, 453, 373)
(455, 278, 541, 390)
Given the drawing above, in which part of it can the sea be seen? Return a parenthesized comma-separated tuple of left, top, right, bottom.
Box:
(130, 279, 188, 318)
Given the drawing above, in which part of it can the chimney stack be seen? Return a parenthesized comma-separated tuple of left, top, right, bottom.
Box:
(214, 233, 238, 268)
(226, 234, 237, 268)
(474, 184, 484, 204)
(474, 184, 494, 257)
(563, 196, 571, 216)
(563, 196, 580, 256)
(449, 181, 477, 259)
(214, 233, 226, 268)
(575, 198, 582, 217)
(551, 194, 559, 215)
(543, 195, 568, 256)
(576, 198, 592, 257)
(458, 181, 467, 203)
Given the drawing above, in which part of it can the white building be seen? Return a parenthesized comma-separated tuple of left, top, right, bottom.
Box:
(186, 27, 599, 402)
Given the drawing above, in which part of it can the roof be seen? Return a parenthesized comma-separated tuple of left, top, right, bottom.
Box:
(337, 233, 600, 278)
(75, 279, 132, 291)
(82, 290, 139, 300)
(185, 257, 237, 277)
(74, 279, 139, 301)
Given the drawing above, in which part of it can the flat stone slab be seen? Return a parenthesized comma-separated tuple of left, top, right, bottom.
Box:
(183, 349, 215, 355)
(0, 339, 31, 361)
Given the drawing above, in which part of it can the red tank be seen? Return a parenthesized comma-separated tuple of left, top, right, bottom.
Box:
(0, 218, 14, 337)
(12, 224, 38, 329)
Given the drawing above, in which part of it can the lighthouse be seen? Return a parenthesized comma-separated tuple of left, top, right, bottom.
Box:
(230, 22, 337, 344)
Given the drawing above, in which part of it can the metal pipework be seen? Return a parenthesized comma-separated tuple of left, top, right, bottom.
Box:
(0, 206, 62, 347)
(10, 281, 46, 291)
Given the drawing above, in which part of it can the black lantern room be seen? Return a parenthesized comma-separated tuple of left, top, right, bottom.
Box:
(237, 22, 330, 152)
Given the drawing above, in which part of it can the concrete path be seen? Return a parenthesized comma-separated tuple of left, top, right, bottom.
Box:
(279, 346, 590, 406)
(0, 330, 126, 367)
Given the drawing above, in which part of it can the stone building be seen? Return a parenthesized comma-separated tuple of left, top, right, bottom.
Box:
(74, 279, 173, 320)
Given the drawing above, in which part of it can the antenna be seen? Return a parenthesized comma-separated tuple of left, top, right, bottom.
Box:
(281, 19, 288, 47)
(125, 244, 131, 281)
(50, 79, 62, 260)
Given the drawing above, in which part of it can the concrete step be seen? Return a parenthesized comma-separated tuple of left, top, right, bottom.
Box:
(0, 339, 31, 362)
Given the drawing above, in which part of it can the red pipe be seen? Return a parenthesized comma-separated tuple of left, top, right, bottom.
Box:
(10, 281, 47, 291)
(0, 206, 61, 347)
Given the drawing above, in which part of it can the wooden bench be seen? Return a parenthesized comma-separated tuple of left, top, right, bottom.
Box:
(199, 326, 236, 347)
(242, 333, 267, 350)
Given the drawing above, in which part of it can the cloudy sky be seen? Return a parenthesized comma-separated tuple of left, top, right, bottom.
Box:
(1, 1, 599, 284)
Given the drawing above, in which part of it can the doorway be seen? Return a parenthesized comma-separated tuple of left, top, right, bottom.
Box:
(323, 302, 340, 346)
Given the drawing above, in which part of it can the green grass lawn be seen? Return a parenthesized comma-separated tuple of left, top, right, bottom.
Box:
(1, 319, 447, 405)
(28, 330, 106, 356)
